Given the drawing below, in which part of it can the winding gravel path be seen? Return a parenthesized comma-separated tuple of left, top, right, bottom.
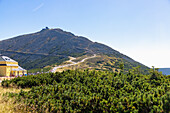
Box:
(51, 54, 96, 73)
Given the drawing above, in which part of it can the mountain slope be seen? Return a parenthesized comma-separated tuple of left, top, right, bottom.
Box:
(0, 27, 149, 73)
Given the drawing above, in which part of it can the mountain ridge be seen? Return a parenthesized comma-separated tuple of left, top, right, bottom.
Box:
(0, 27, 149, 73)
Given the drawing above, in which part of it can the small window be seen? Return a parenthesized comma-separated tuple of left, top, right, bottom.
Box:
(5, 58, 10, 60)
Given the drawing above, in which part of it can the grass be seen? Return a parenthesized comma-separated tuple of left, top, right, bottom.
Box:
(54, 55, 121, 72)
(0, 84, 30, 113)
(28, 66, 52, 73)
(71, 55, 91, 62)
(33, 54, 116, 73)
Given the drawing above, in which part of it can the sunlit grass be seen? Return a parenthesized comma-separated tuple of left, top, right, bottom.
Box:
(0, 84, 30, 113)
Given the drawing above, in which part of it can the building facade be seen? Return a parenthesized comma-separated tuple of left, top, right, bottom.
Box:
(0, 55, 27, 77)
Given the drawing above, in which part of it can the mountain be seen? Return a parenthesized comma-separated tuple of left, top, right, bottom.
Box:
(0, 27, 149, 73)
(158, 68, 170, 75)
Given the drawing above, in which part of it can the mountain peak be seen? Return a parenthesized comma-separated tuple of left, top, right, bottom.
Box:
(0, 28, 149, 73)
(40, 27, 50, 32)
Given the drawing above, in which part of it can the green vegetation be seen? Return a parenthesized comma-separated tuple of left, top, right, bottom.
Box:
(2, 68, 170, 112)
(0, 86, 30, 113)
(20, 56, 69, 70)
(28, 67, 52, 73)
(0, 28, 149, 72)
(58, 55, 149, 74)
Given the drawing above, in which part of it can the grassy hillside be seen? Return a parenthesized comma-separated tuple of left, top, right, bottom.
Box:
(0, 28, 149, 72)
(50, 55, 149, 74)
(1, 69, 170, 112)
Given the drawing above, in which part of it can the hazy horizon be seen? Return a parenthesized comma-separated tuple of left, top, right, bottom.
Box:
(1, 0, 170, 68)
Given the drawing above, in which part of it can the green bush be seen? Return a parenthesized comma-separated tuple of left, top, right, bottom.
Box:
(2, 69, 170, 112)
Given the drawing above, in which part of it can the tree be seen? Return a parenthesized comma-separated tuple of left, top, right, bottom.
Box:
(132, 66, 141, 75)
(150, 66, 162, 79)
(119, 62, 124, 73)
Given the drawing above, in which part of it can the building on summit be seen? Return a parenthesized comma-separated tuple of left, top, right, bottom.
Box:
(0, 55, 27, 77)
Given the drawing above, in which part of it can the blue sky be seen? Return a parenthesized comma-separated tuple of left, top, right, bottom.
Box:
(0, 0, 170, 68)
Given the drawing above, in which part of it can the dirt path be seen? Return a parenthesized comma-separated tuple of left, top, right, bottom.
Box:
(51, 54, 96, 73)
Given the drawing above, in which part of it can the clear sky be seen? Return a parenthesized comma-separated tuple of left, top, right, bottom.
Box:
(0, 0, 170, 68)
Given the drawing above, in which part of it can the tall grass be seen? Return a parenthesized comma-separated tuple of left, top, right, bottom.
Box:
(0, 84, 30, 113)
